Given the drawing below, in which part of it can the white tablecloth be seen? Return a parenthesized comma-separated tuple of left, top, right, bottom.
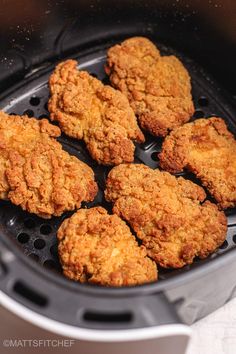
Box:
(187, 298, 236, 354)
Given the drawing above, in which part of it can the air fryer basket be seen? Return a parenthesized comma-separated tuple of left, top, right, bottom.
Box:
(0, 0, 236, 332)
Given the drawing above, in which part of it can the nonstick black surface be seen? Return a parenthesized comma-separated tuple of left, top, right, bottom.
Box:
(0, 39, 236, 283)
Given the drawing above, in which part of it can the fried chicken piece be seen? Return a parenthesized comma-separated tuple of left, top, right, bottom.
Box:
(6, 142, 98, 218)
(48, 59, 144, 165)
(57, 207, 157, 286)
(105, 37, 194, 137)
(0, 111, 97, 218)
(0, 111, 60, 199)
(159, 117, 236, 209)
(105, 164, 227, 268)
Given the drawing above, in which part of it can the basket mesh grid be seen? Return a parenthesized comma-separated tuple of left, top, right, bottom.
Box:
(1, 41, 236, 282)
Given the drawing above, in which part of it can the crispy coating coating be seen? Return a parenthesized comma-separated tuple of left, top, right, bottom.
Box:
(6, 142, 98, 218)
(0, 111, 61, 199)
(105, 164, 227, 268)
(105, 37, 194, 137)
(48, 59, 144, 165)
(0, 111, 97, 218)
(57, 207, 157, 286)
(159, 117, 236, 209)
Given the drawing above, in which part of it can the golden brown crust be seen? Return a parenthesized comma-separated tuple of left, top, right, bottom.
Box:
(6, 142, 98, 219)
(105, 164, 227, 268)
(0, 111, 61, 199)
(57, 207, 157, 286)
(0, 111, 97, 218)
(159, 117, 236, 209)
(105, 37, 194, 137)
(48, 59, 144, 165)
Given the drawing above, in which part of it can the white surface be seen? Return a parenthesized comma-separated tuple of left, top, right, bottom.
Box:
(188, 297, 236, 354)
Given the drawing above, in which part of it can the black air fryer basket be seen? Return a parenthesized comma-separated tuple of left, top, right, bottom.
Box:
(0, 0, 236, 332)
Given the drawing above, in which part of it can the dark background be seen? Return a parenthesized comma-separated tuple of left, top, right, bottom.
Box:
(0, 0, 235, 97)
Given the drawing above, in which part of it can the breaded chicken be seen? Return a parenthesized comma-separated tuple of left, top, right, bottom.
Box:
(0, 111, 97, 218)
(6, 142, 98, 219)
(105, 37, 194, 137)
(57, 207, 157, 286)
(105, 164, 227, 268)
(0, 111, 60, 199)
(48, 59, 144, 165)
(159, 117, 236, 209)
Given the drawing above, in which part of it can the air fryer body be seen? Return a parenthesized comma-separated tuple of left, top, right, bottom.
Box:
(0, 1, 236, 354)
(1, 0, 236, 96)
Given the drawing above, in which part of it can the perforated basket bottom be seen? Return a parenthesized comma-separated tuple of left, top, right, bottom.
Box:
(0, 39, 236, 282)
